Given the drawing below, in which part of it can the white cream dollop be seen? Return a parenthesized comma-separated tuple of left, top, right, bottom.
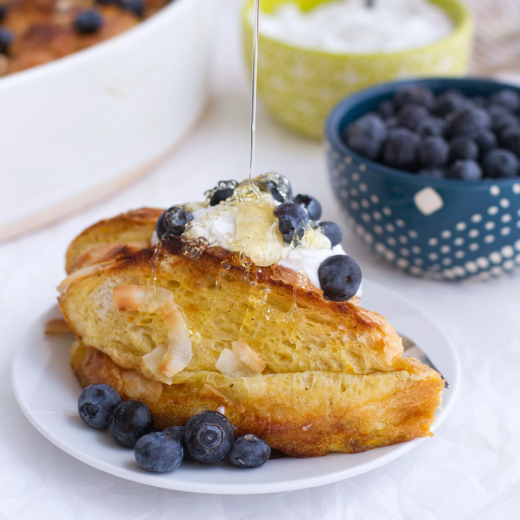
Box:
(178, 193, 360, 296)
(255, 0, 453, 54)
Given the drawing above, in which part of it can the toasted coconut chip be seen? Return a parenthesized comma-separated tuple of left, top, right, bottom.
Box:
(58, 260, 115, 294)
(122, 370, 163, 400)
(44, 318, 72, 335)
(232, 339, 266, 373)
(113, 285, 192, 380)
(215, 348, 258, 378)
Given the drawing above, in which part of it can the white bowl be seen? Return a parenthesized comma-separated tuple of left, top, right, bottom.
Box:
(0, 0, 216, 241)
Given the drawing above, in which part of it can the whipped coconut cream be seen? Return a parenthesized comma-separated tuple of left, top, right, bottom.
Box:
(153, 193, 361, 296)
(255, 0, 453, 54)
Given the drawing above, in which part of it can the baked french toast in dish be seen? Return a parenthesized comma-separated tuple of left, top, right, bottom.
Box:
(59, 175, 444, 457)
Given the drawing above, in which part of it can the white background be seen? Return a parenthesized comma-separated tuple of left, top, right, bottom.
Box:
(1, 2, 520, 519)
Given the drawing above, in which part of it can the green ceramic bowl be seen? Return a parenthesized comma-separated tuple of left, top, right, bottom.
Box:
(242, 0, 474, 139)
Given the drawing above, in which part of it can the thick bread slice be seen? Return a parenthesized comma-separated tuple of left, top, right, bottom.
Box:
(60, 208, 444, 456)
(71, 342, 443, 457)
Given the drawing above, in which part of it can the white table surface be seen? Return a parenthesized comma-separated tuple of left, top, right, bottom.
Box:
(1, 3, 520, 519)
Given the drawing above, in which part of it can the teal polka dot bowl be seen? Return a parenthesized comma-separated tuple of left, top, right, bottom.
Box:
(325, 77, 520, 281)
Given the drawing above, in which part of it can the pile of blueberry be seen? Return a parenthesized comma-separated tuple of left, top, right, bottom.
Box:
(78, 383, 271, 471)
(155, 173, 362, 302)
(343, 85, 520, 180)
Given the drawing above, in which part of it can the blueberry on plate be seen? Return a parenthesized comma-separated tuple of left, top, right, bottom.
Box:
(156, 206, 194, 239)
(229, 434, 271, 469)
(210, 188, 234, 206)
(416, 117, 445, 138)
(134, 432, 184, 472)
(318, 255, 362, 302)
(184, 411, 234, 464)
(447, 160, 483, 181)
(474, 130, 497, 157)
(482, 149, 519, 178)
(418, 136, 449, 168)
(274, 203, 309, 244)
(319, 221, 343, 247)
(397, 104, 429, 132)
(490, 89, 520, 112)
(394, 85, 435, 111)
(344, 114, 387, 161)
(499, 129, 520, 158)
(377, 99, 395, 119)
(109, 400, 155, 448)
(445, 107, 491, 139)
(0, 27, 14, 54)
(78, 384, 121, 429)
(294, 194, 322, 220)
(120, 0, 145, 17)
(434, 90, 466, 117)
(381, 127, 420, 171)
(418, 167, 446, 179)
(448, 136, 478, 163)
(75, 9, 104, 34)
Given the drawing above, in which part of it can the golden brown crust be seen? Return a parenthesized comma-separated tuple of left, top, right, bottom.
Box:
(72, 343, 444, 457)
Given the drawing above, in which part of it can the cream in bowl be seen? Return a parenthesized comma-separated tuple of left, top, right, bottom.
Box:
(242, 0, 473, 139)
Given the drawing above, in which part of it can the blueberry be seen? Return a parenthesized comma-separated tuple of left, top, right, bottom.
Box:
(294, 194, 322, 220)
(229, 434, 271, 469)
(490, 89, 520, 112)
(319, 221, 343, 247)
(385, 117, 399, 129)
(448, 136, 478, 163)
(378, 100, 395, 119)
(318, 255, 362, 302)
(109, 400, 155, 448)
(78, 384, 121, 429)
(120, 0, 145, 17)
(134, 432, 184, 472)
(345, 114, 387, 160)
(210, 188, 234, 206)
(184, 411, 234, 463)
(445, 107, 491, 139)
(447, 160, 483, 181)
(474, 130, 497, 157)
(500, 129, 520, 157)
(95, 0, 118, 4)
(434, 90, 467, 117)
(416, 117, 445, 137)
(488, 106, 519, 133)
(255, 173, 292, 202)
(381, 128, 420, 171)
(0, 27, 13, 54)
(418, 136, 448, 167)
(156, 206, 194, 239)
(394, 85, 435, 110)
(274, 203, 309, 244)
(397, 104, 429, 131)
(418, 167, 446, 179)
(75, 9, 104, 34)
(482, 149, 519, 178)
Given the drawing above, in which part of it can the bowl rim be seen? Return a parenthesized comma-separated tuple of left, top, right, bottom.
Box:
(242, 0, 473, 60)
(325, 76, 520, 190)
(0, 0, 193, 90)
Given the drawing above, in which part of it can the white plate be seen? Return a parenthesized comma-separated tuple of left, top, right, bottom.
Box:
(12, 279, 460, 495)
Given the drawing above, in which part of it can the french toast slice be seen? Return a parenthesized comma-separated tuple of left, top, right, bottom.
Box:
(59, 208, 444, 457)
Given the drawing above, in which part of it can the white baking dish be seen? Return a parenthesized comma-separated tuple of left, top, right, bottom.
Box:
(0, 0, 216, 242)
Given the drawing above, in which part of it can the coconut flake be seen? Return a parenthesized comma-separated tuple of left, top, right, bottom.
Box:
(232, 339, 266, 373)
(215, 348, 258, 378)
(113, 285, 193, 380)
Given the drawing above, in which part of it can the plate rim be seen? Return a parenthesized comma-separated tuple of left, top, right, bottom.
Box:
(11, 278, 460, 495)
